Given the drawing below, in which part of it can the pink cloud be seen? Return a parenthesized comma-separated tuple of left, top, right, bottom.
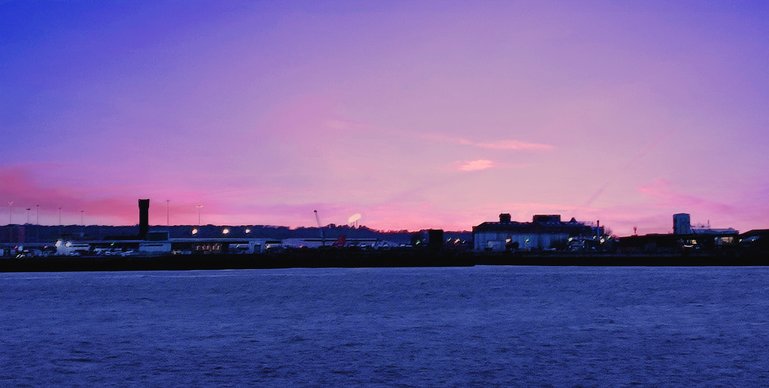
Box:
(457, 159, 495, 172)
(638, 179, 735, 214)
(467, 139, 554, 151)
(425, 134, 554, 151)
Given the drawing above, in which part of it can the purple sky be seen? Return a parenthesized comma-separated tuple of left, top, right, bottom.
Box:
(2, 1, 768, 234)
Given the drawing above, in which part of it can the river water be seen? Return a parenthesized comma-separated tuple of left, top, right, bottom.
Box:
(2, 266, 768, 386)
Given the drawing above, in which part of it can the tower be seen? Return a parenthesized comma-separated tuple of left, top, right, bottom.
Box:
(138, 199, 150, 239)
(673, 213, 691, 235)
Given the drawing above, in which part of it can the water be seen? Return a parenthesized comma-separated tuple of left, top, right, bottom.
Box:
(2, 266, 769, 386)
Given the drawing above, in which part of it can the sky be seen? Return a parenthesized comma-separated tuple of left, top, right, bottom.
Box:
(2, 1, 768, 234)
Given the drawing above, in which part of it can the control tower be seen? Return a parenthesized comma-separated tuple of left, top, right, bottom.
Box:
(139, 199, 150, 239)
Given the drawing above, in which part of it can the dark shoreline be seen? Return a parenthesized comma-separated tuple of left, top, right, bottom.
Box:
(2, 250, 768, 272)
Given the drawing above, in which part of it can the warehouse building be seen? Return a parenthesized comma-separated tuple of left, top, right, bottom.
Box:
(473, 214, 601, 252)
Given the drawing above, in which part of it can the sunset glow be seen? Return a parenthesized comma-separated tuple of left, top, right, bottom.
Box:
(2, 2, 768, 234)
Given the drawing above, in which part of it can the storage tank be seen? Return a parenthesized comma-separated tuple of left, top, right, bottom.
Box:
(673, 213, 692, 235)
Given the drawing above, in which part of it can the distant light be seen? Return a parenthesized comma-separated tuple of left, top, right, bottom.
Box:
(222, 228, 230, 235)
(192, 228, 198, 235)
(245, 228, 251, 234)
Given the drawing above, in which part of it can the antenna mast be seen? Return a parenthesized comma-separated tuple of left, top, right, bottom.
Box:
(314, 210, 325, 246)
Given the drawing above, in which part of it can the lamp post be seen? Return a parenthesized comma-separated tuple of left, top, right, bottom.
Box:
(196, 204, 203, 226)
(80, 210, 84, 225)
(36, 204, 39, 225)
(166, 200, 170, 227)
(26, 208, 31, 224)
(58, 207, 62, 225)
(6, 201, 13, 244)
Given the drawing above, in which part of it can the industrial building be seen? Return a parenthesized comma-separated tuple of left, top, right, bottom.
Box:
(620, 213, 739, 253)
(473, 214, 602, 252)
(673, 212, 738, 248)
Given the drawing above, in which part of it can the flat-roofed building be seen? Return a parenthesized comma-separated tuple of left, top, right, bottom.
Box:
(473, 214, 599, 252)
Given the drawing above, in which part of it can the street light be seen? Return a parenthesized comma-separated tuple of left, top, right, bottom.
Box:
(80, 210, 84, 225)
(166, 200, 170, 227)
(195, 204, 204, 225)
(26, 208, 31, 224)
(35, 204, 40, 243)
(8, 201, 13, 225)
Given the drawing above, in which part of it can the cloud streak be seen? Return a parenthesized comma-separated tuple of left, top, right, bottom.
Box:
(425, 134, 554, 151)
(638, 179, 735, 214)
(457, 159, 495, 172)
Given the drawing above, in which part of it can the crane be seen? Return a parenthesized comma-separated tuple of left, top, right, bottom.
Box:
(314, 210, 326, 247)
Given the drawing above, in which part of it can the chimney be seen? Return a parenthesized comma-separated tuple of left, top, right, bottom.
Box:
(499, 213, 512, 223)
(138, 199, 150, 239)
